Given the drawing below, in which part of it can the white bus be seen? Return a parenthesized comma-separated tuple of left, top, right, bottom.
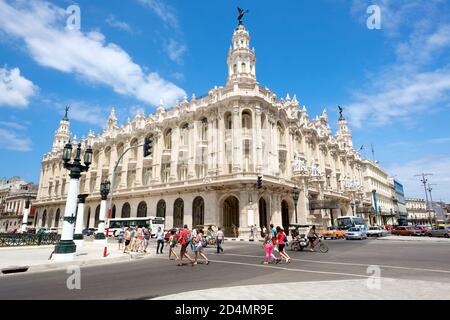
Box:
(107, 217, 165, 237)
(336, 216, 367, 233)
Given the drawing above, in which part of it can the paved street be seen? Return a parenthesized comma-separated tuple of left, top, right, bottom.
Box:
(1, 238, 450, 300)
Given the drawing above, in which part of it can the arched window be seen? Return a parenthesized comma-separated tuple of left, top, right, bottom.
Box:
(164, 129, 172, 150)
(173, 198, 184, 228)
(121, 203, 130, 218)
(157, 200, 166, 219)
(129, 138, 138, 159)
(277, 122, 285, 144)
(233, 64, 237, 75)
(137, 201, 147, 217)
(41, 210, 47, 228)
(193, 197, 205, 227)
(242, 110, 252, 131)
(54, 209, 61, 228)
(180, 123, 189, 146)
(200, 118, 208, 141)
(111, 205, 116, 219)
(95, 205, 100, 226)
(241, 62, 247, 73)
(104, 147, 111, 167)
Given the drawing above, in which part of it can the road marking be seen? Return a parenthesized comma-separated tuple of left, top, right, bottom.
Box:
(224, 253, 450, 274)
(154, 256, 370, 279)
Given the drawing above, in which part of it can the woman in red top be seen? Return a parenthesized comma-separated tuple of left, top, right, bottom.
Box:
(276, 226, 291, 263)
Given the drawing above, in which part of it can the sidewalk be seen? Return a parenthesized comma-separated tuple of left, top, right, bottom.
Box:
(378, 235, 450, 243)
(153, 278, 450, 300)
(0, 240, 153, 275)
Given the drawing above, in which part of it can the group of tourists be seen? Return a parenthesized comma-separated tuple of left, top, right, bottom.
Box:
(118, 226, 151, 253)
(117, 223, 295, 267)
(262, 224, 292, 264)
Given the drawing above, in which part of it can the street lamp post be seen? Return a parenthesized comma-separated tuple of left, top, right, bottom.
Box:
(73, 194, 89, 246)
(94, 180, 111, 243)
(20, 193, 31, 233)
(292, 186, 300, 223)
(53, 142, 92, 262)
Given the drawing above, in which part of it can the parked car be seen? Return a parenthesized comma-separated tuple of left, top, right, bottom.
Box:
(367, 226, 388, 237)
(82, 228, 96, 236)
(322, 226, 346, 239)
(391, 226, 424, 236)
(345, 227, 367, 240)
(426, 226, 450, 238)
(415, 225, 429, 233)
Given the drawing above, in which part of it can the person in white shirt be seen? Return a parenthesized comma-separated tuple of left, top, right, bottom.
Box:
(155, 227, 164, 254)
(216, 227, 224, 253)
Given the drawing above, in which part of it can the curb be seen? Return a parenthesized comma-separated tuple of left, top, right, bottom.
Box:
(1, 252, 152, 276)
(377, 236, 450, 243)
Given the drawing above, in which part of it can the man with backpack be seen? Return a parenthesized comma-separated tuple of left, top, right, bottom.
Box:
(177, 225, 195, 266)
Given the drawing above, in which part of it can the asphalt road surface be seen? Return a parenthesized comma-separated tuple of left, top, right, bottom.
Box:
(1, 238, 450, 300)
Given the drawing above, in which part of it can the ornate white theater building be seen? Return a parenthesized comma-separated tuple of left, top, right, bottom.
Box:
(33, 23, 372, 237)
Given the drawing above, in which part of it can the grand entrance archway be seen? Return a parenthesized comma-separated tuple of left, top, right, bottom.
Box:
(192, 196, 204, 227)
(222, 196, 239, 237)
(173, 198, 184, 228)
(259, 197, 268, 230)
(281, 200, 289, 234)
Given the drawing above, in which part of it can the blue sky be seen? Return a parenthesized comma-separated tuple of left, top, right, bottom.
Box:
(0, 0, 449, 201)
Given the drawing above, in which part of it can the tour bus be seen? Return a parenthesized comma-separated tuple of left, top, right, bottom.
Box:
(107, 217, 165, 237)
(336, 216, 367, 235)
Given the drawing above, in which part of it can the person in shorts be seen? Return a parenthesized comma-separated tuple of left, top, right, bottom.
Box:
(194, 228, 210, 265)
(117, 227, 124, 250)
(123, 227, 131, 254)
(276, 226, 291, 263)
(168, 229, 180, 261)
(177, 225, 195, 266)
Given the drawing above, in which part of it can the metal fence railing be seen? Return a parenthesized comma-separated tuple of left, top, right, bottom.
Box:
(0, 233, 61, 247)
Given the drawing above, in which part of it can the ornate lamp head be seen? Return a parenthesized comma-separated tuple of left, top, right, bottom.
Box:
(62, 142, 72, 162)
(84, 146, 93, 166)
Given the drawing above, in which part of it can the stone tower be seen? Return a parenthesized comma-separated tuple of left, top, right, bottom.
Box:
(226, 24, 256, 85)
(52, 108, 71, 153)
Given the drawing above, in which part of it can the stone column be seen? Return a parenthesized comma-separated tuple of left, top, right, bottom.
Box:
(73, 194, 88, 246)
(53, 177, 79, 262)
(188, 122, 196, 179)
(20, 197, 31, 233)
(255, 107, 262, 173)
(170, 127, 179, 181)
(232, 107, 241, 173)
(152, 132, 162, 183)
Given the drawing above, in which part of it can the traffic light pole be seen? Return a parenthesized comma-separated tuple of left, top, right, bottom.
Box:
(104, 143, 145, 257)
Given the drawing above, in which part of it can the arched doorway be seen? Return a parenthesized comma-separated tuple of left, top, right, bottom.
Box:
(281, 200, 290, 235)
(259, 198, 267, 230)
(223, 196, 239, 237)
(193, 197, 205, 227)
(122, 203, 131, 218)
(47, 210, 54, 228)
(95, 205, 100, 226)
(41, 210, 47, 228)
(137, 201, 147, 217)
(173, 198, 184, 228)
(157, 200, 166, 219)
(54, 209, 61, 228)
(111, 205, 116, 219)
(86, 208, 91, 228)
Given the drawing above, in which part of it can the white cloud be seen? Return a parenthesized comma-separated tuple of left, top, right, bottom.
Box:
(66, 102, 108, 126)
(387, 157, 450, 202)
(347, 67, 450, 128)
(0, 0, 185, 106)
(137, 0, 179, 30)
(0, 66, 37, 108)
(0, 120, 27, 130)
(0, 128, 32, 151)
(165, 38, 187, 64)
(106, 15, 133, 33)
(347, 0, 450, 129)
(430, 137, 450, 144)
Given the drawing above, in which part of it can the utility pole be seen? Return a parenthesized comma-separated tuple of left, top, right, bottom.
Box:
(427, 183, 437, 224)
(414, 173, 433, 225)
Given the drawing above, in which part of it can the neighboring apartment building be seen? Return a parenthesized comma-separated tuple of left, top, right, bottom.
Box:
(389, 178, 408, 226)
(33, 22, 371, 237)
(362, 160, 396, 226)
(0, 177, 38, 232)
(405, 198, 436, 225)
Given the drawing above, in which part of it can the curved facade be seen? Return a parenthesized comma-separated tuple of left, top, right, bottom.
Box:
(34, 24, 369, 237)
